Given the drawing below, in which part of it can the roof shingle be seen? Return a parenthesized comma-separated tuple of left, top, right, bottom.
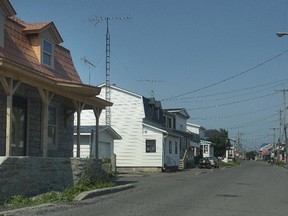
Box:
(0, 16, 81, 84)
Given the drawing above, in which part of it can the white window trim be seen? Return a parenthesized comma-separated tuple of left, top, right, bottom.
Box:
(41, 39, 55, 68)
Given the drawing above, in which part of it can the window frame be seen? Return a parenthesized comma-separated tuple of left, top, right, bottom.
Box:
(175, 142, 178, 154)
(41, 39, 54, 68)
(146, 139, 156, 153)
(169, 140, 172, 154)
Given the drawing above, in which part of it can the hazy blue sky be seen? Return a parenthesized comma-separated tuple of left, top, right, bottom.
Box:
(10, 0, 288, 150)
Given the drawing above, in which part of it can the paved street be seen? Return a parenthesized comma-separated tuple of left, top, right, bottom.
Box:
(3, 161, 288, 216)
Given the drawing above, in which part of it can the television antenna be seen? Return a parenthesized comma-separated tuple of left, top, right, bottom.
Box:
(89, 16, 132, 125)
(138, 79, 164, 98)
(81, 57, 96, 85)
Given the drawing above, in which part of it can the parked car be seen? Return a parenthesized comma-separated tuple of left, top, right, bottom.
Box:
(207, 156, 220, 168)
(198, 157, 211, 169)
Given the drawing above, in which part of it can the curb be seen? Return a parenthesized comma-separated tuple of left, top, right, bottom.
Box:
(0, 184, 135, 215)
(0, 204, 55, 216)
(74, 183, 135, 201)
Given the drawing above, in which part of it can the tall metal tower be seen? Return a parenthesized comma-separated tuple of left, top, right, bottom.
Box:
(90, 16, 131, 125)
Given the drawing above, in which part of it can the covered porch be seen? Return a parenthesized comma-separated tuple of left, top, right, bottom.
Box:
(0, 58, 111, 158)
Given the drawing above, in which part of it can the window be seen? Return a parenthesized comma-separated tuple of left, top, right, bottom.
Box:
(175, 142, 178, 154)
(173, 117, 176, 129)
(48, 106, 57, 149)
(169, 141, 172, 154)
(167, 118, 172, 128)
(203, 145, 208, 154)
(42, 40, 54, 67)
(146, 140, 156, 153)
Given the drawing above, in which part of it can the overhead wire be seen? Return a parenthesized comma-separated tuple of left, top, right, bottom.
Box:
(165, 78, 288, 102)
(160, 49, 288, 101)
(190, 104, 279, 121)
(186, 92, 278, 110)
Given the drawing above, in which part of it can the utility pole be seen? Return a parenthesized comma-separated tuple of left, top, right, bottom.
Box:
(277, 109, 283, 161)
(271, 127, 279, 160)
(275, 89, 288, 163)
(89, 16, 132, 125)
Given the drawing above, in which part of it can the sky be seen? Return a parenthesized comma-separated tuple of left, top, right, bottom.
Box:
(10, 0, 288, 151)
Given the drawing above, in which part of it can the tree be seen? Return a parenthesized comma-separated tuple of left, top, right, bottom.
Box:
(208, 128, 231, 157)
(246, 151, 257, 160)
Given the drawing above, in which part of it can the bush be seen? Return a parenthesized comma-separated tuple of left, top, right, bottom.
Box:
(220, 161, 240, 167)
(275, 161, 286, 168)
(4, 176, 116, 207)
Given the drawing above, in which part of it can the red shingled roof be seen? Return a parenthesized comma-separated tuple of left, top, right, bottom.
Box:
(0, 16, 81, 84)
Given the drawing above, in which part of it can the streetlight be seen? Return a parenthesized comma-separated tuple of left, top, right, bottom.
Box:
(276, 32, 288, 37)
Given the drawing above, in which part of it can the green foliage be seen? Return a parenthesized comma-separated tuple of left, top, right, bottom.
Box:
(5, 176, 116, 207)
(275, 161, 286, 168)
(5, 195, 33, 207)
(220, 161, 240, 167)
(246, 151, 257, 160)
(208, 128, 230, 157)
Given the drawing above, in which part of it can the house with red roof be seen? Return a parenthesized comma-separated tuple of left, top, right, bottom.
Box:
(0, 0, 110, 158)
(0, 0, 111, 200)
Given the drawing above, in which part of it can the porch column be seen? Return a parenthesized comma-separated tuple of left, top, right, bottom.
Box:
(0, 77, 21, 156)
(93, 107, 102, 159)
(73, 101, 85, 158)
(38, 88, 54, 157)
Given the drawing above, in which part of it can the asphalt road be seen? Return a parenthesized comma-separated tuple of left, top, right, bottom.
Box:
(3, 161, 288, 216)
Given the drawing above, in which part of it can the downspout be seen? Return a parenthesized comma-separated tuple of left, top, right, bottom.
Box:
(162, 132, 168, 170)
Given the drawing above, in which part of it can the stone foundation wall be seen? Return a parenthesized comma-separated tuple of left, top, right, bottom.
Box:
(117, 166, 162, 174)
(0, 157, 104, 201)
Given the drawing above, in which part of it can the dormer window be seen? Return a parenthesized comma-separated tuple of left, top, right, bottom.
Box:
(42, 39, 54, 67)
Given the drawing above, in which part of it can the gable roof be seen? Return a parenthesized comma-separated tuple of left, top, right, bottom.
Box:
(163, 108, 190, 119)
(0, 0, 16, 17)
(74, 125, 122, 140)
(23, 21, 63, 44)
(98, 83, 143, 99)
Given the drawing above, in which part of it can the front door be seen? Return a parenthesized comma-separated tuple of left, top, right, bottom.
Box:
(11, 96, 27, 156)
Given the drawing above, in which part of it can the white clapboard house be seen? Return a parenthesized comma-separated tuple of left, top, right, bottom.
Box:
(80, 84, 181, 173)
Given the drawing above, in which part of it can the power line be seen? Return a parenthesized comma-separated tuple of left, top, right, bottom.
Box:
(160, 49, 288, 101)
(186, 92, 278, 111)
(167, 78, 288, 103)
(191, 104, 279, 121)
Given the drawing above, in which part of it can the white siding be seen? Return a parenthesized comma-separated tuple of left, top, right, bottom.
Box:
(99, 86, 167, 167)
(187, 123, 200, 134)
(142, 125, 164, 167)
(75, 85, 175, 168)
(176, 117, 187, 132)
(164, 136, 180, 166)
(73, 130, 114, 159)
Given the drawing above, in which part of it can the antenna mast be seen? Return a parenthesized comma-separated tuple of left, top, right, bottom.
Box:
(90, 16, 132, 125)
(81, 57, 96, 85)
(138, 79, 164, 98)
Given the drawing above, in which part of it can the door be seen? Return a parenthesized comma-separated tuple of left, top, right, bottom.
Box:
(11, 96, 27, 156)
